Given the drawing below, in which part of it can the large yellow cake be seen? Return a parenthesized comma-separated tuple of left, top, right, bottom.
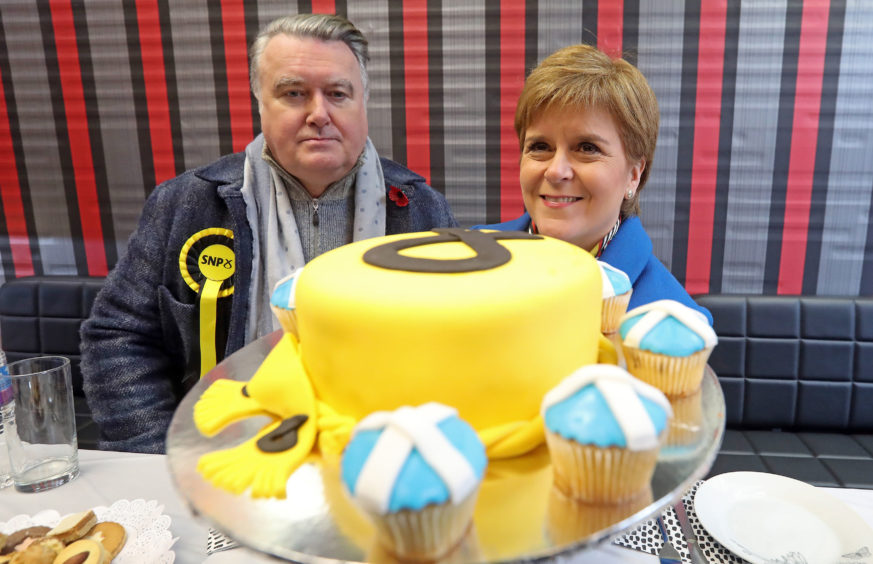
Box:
(193, 228, 607, 498)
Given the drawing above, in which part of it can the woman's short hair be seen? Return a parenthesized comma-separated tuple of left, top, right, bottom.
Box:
(249, 13, 370, 101)
(515, 44, 659, 217)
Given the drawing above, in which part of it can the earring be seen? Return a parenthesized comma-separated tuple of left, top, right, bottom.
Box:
(625, 189, 634, 200)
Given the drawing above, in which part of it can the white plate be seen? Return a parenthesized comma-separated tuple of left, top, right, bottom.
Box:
(0, 498, 176, 563)
(695, 472, 873, 564)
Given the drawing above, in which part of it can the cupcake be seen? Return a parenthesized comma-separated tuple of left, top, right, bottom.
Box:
(619, 300, 718, 397)
(598, 261, 632, 334)
(269, 267, 304, 335)
(341, 403, 487, 562)
(541, 364, 671, 504)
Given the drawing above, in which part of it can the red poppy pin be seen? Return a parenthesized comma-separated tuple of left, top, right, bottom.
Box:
(388, 186, 409, 207)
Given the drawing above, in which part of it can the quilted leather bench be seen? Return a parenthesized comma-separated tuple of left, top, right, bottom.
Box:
(0, 275, 105, 450)
(695, 294, 873, 488)
(3, 276, 872, 489)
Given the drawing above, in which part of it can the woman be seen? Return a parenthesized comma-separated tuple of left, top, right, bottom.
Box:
(476, 44, 711, 323)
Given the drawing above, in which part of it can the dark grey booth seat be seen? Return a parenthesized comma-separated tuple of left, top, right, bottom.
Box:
(2, 277, 871, 488)
(0, 275, 105, 450)
(695, 294, 873, 488)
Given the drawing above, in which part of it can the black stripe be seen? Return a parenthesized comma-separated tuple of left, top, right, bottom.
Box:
(245, 2, 261, 138)
(387, 2, 406, 164)
(122, 0, 156, 197)
(762, 1, 803, 294)
(484, 0, 501, 223)
(334, 0, 348, 18)
(208, 2, 234, 156)
(37, 2, 88, 275)
(708, 0, 741, 293)
(622, 0, 639, 64)
(582, 0, 598, 45)
(72, 0, 118, 270)
(861, 176, 873, 293)
(298, 1, 313, 13)
(0, 12, 12, 278)
(0, 10, 42, 277)
(670, 0, 701, 285)
(525, 0, 538, 76)
(157, 0, 184, 176)
(802, 0, 846, 294)
(427, 0, 445, 194)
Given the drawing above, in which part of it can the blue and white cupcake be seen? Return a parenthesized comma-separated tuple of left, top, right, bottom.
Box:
(598, 261, 632, 334)
(541, 364, 671, 503)
(269, 267, 304, 335)
(341, 403, 487, 561)
(619, 300, 718, 397)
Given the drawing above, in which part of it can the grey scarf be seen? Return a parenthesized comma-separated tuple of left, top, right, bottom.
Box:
(241, 134, 387, 341)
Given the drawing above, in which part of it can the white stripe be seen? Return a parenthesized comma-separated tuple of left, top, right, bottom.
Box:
(623, 309, 667, 348)
(541, 364, 671, 415)
(620, 300, 717, 348)
(350, 403, 477, 514)
(595, 378, 659, 450)
(598, 261, 629, 298)
(353, 424, 414, 514)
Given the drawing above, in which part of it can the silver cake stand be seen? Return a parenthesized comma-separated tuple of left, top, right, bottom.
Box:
(167, 330, 725, 563)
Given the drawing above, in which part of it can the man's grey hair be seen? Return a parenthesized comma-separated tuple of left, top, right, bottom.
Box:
(249, 13, 370, 101)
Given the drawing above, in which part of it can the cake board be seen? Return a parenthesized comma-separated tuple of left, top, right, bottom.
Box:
(166, 330, 725, 563)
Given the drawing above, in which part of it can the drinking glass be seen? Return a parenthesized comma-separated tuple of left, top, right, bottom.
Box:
(2, 356, 79, 492)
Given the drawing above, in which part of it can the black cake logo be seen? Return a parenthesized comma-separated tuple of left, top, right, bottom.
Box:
(363, 228, 541, 273)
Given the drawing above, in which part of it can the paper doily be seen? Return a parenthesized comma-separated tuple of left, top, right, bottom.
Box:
(0, 498, 177, 564)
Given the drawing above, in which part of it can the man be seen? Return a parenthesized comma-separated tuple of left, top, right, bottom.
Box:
(80, 14, 457, 454)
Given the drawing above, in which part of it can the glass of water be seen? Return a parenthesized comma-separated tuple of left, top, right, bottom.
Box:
(2, 356, 79, 492)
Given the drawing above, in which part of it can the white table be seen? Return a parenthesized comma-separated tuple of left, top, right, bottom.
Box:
(2, 450, 873, 563)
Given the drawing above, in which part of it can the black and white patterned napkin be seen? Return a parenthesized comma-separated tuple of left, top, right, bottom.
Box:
(206, 528, 240, 555)
(613, 480, 747, 564)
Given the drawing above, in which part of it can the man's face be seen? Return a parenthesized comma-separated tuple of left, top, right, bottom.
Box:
(257, 35, 368, 198)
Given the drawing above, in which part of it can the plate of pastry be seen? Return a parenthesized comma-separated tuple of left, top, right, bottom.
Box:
(694, 472, 873, 564)
(0, 499, 176, 563)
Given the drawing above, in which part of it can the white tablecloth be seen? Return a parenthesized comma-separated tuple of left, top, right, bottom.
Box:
(2, 449, 872, 563)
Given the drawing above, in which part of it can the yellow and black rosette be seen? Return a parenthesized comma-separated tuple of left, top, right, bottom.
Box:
(179, 228, 235, 378)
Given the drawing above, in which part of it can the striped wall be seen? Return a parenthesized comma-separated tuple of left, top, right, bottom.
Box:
(1, 0, 873, 297)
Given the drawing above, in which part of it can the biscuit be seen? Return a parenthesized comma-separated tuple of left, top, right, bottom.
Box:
(46, 511, 97, 545)
(1, 527, 51, 555)
(9, 538, 64, 564)
(85, 523, 126, 560)
(51, 539, 107, 564)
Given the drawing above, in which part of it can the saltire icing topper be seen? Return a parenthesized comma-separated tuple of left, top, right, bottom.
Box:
(178, 228, 235, 377)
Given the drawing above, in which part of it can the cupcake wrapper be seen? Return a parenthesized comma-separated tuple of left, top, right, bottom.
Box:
(601, 292, 632, 334)
(621, 346, 712, 397)
(270, 305, 298, 336)
(374, 493, 478, 562)
(545, 432, 659, 504)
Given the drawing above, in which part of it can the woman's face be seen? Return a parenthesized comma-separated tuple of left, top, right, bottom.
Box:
(520, 105, 644, 251)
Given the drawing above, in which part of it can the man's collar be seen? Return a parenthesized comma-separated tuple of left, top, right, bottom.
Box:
(261, 143, 364, 198)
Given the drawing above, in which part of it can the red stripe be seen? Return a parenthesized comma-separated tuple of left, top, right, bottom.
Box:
(50, 1, 107, 276)
(220, 0, 254, 152)
(778, 1, 830, 295)
(311, 0, 336, 14)
(403, 1, 431, 185)
(500, 1, 526, 220)
(597, 0, 624, 56)
(135, 0, 176, 184)
(684, 1, 727, 295)
(0, 65, 34, 276)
